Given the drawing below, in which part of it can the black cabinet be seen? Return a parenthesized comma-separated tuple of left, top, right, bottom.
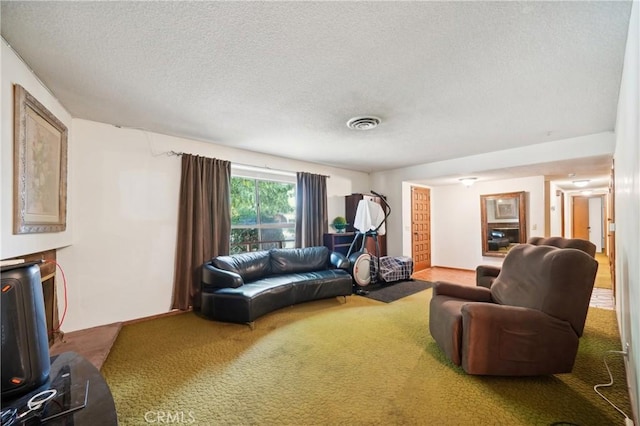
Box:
(323, 232, 356, 256)
(345, 194, 383, 233)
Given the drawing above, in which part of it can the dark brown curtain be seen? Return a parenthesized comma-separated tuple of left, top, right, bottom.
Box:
(172, 154, 231, 311)
(295, 172, 327, 247)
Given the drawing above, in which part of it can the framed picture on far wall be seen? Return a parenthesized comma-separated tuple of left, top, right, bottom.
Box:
(13, 84, 68, 234)
(495, 198, 518, 220)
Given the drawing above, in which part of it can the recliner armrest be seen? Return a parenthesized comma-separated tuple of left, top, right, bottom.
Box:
(476, 265, 501, 277)
(432, 281, 492, 302)
(202, 263, 244, 290)
(475, 265, 501, 288)
(462, 302, 564, 327)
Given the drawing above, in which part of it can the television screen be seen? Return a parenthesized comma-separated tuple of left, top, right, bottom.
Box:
(1, 262, 51, 400)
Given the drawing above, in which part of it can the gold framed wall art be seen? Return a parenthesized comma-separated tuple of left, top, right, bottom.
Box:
(13, 84, 68, 234)
(494, 197, 518, 220)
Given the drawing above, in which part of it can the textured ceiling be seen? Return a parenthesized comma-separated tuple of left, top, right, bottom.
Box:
(0, 1, 632, 182)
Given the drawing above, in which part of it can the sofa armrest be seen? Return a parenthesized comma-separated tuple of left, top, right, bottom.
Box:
(330, 251, 350, 270)
(202, 263, 244, 290)
(432, 281, 492, 302)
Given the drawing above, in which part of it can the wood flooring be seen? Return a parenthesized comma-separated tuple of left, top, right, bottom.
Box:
(412, 266, 476, 285)
(50, 323, 122, 370)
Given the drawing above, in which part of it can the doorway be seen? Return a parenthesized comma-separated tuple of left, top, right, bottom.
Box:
(572, 195, 604, 253)
(411, 186, 431, 271)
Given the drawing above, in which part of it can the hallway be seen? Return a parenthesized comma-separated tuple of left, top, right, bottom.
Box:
(591, 252, 614, 310)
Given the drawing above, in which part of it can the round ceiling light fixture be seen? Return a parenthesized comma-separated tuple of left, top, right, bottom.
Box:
(573, 179, 590, 188)
(459, 177, 477, 187)
(346, 116, 381, 130)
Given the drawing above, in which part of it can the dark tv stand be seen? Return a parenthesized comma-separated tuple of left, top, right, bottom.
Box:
(2, 351, 117, 425)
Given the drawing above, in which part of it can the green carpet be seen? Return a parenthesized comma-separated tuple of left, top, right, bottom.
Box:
(102, 289, 631, 425)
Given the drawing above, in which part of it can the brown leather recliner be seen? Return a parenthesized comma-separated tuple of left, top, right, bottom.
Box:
(476, 236, 596, 288)
(429, 244, 598, 376)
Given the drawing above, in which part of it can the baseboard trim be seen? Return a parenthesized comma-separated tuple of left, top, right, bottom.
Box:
(122, 308, 191, 326)
(428, 265, 475, 273)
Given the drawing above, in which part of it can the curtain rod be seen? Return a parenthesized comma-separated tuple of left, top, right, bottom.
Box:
(132, 127, 329, 178)
(163, 150, 330, 178)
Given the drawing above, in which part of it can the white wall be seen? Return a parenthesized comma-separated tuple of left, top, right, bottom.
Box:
(56, 120, 370, 331)
(549, 182, 563, 237)
(370, 133, 612, 261)
(429, 176, 544, 270)
(563, 194, 573, 237)
(613, 0, 639, 420)
(1, 42, 74, 259)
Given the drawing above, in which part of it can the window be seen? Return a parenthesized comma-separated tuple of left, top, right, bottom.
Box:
(230, 173, 296, 254)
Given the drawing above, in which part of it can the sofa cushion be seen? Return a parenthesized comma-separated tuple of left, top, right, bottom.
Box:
(269, 247, 329, 274)
(212, 251, 271, 282)
(288, 270, 353, 303)
(203, 280, 295, 323)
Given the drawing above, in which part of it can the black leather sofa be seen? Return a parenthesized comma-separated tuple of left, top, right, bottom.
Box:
(201, 246, 352, 326)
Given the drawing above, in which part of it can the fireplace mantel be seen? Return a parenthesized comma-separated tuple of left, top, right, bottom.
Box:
(7, 249, 63, 346)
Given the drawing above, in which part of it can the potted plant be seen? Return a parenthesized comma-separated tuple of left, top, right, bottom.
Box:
(332, 216, 347, 233)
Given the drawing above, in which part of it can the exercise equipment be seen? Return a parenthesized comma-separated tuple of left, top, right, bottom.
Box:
(346, 191, 390, 291)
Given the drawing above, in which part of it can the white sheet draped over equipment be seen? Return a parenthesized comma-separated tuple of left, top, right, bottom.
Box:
(353, 199, 386, 235)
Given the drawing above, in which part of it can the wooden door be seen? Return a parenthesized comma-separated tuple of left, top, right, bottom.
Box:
(573, 196, 590, 239)
(411, 186, 431, 271)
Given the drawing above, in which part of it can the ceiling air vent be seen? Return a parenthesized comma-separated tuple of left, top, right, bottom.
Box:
(346, 116, 381, 130)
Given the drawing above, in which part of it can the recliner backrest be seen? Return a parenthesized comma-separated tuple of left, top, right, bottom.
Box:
(491, 244, 598, 336)
(527, 236, 596, 257)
